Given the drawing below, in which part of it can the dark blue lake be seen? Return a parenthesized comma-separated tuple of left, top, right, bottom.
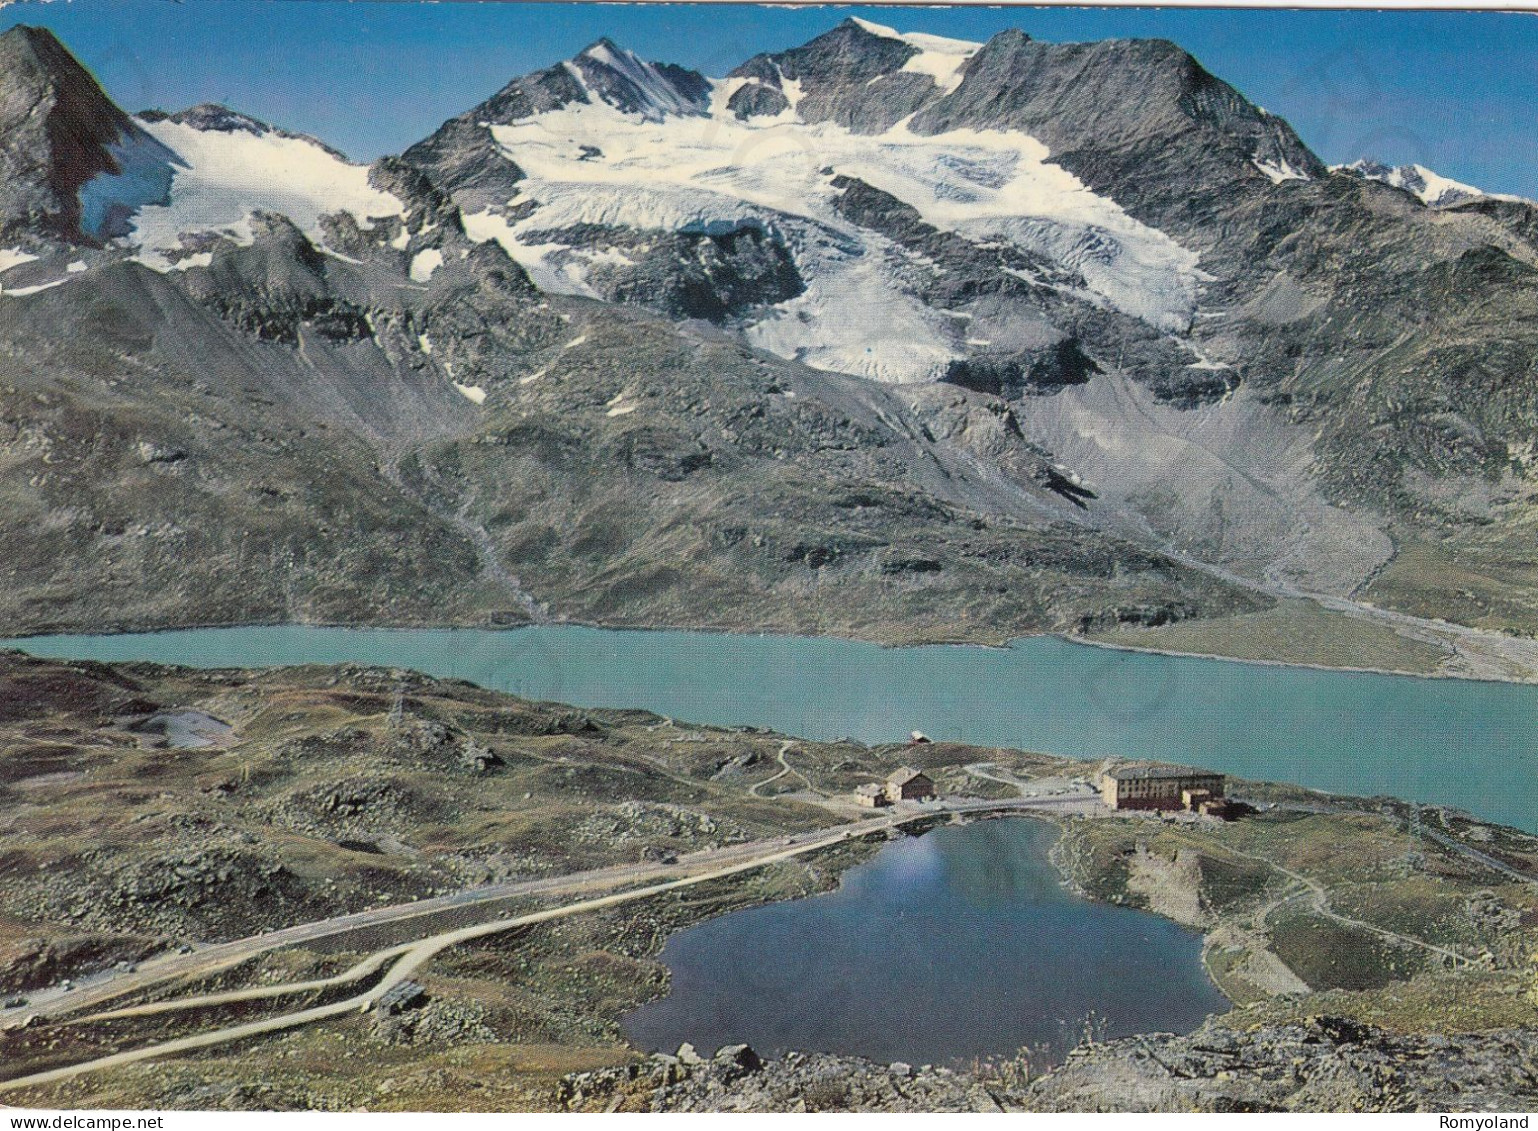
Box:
(622, 818, 1227, 1066)
(5, 624, 1534, 831)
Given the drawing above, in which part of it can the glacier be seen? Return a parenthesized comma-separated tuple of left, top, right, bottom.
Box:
(85, 117, 405, 268)
(462, 57, 1206, 384)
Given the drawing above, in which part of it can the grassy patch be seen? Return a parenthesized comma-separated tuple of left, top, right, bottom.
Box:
(1087, 598, 1450, 674)
(1266, 905, 1431, 991)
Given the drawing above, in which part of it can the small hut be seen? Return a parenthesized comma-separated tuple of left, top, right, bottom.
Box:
(853, 782, 890, 808)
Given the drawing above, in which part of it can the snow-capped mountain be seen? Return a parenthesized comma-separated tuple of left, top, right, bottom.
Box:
(0, 24, 178, 243)
(4, 20, 1538, 654)
(116, 110, 405, 269)
(404, 19, 1252, 388)
(1336, 158, 1518, 208)
(450, 56, 1204, 382)
(0, 19, 1323, 393)
(0, 26, 408, 274)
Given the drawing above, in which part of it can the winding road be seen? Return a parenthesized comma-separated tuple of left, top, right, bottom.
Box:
(0, 797, 1092, 1095)
(749, 742, 815, 797)
(9, 783, 1505, 1096)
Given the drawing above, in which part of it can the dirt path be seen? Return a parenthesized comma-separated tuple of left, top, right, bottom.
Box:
(1212, 842, 1473, 970)
(750, 742, 812, 797)
(963, 762, 1028, 797)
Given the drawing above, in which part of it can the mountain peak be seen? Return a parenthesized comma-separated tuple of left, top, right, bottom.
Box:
(0, 23, 151, 242)
(579, 36, 626, 58)
(907, 26, 1326, 219)
(837, 16, 895, 37)
(1337, 158, 1506, 208)
(1, 23, 75, 66)
(567, 38, 710, 120)
(136, 102, 351, 161)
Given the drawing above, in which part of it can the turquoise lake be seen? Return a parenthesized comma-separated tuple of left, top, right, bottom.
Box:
(3, 624, 1533, 831)
(622, 818, 1227, 1066)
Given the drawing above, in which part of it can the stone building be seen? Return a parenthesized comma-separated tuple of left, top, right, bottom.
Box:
(853, 782, 890, 808)
(1099, 763, 1224, 812)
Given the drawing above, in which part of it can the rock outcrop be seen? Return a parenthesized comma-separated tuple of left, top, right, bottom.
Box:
(1024, 1017, 1538, 1112)
(559, 1022, 1538, 1113)
(0, 25, 175, 241)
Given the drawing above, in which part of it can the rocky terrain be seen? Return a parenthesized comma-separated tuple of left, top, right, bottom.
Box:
(1022, 1016, 1538, 1112)
(558, 1017, 1538, 1112)
(561, 1043, 1013, 1112)
(0, 21, 1535, 674)
(0, 652, 1534, 1111)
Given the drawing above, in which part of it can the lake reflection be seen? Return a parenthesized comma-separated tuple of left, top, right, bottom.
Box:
(622, 818, 1227, 1067)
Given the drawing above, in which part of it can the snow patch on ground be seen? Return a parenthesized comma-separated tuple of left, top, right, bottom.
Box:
(453, 382, 487, 404)
(122, 119, 404, 268)
(409, 248, 444, 282)
(780, 75, 805, 116)
(1253, 156, 1310, 184)
(0, 249, 38, 273)
(744, 228, 959, 383)
(0, 278, 68, 297)
(462, 208, 604, 296)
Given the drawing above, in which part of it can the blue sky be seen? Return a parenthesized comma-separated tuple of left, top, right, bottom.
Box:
(4, 2, 1537, 198)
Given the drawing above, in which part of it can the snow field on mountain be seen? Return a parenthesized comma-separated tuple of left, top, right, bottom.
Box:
(78, 129, 181, 240)
(1396, 164, 1486, 206)
(1337, 159, 1521, 208)
(0, 249, 38, 273)
(472, 91, 1203, 382)
(112, 120, 405, 268)
(847, 17, 981, 95)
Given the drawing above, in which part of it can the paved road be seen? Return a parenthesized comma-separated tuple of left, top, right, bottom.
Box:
(5, 804, 938, 1026)
(5, 855, 691, 1024)
(0, 797, 1085, 1094)
(1422, 826, 1538, 887)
